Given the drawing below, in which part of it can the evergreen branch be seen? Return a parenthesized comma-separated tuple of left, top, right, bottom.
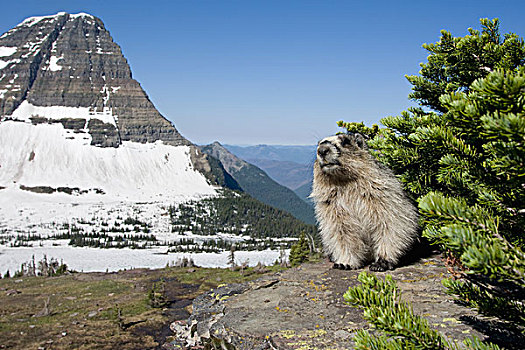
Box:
(353, 330, 417, 350)
(344, 272, 452, 349)
(462, 337, 503, 350)
(419, 192, 498, 233)
(344, 272, 503, 350)
(442, 278, 525, 327)
(420, 193, 525, 285)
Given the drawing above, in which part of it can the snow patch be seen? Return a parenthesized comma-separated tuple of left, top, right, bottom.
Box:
(0, 59, 20, 70)
(18, 12, 63, 28)
(69, 13, 95, 20)
(0, 47, 17, 57)
(2, 100, 116, 126)
(9, 74, 18, 84)
(49, 55, 63, 71)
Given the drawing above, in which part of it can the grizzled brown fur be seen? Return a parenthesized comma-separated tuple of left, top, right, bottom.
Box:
(311, 134, 418, 271)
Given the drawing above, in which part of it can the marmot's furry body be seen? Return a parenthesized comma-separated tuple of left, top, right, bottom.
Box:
(311, 134, 418, 271)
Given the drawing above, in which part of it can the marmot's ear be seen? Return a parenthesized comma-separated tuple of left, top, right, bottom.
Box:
(354, 133, 368, 150)
(337, 134, 352, 147)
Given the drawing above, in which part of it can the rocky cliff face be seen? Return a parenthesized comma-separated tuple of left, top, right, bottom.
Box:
(0, 12, 188, 147)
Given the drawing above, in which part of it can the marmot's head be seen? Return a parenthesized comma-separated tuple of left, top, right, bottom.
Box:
(315, 133, 368, 178)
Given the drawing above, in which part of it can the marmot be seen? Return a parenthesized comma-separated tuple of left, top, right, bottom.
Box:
(311, 133, 419, 271)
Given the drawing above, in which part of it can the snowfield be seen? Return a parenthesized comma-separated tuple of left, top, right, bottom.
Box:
(0, 244, 288, 275)
(0, 119, 255, 273)
(0, 120, 216, 199)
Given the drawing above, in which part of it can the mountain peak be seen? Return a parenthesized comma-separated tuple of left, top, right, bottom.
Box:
(15, 12, 96, 29)
(201, 142, 247, 173)
(0, 12, 189, 147)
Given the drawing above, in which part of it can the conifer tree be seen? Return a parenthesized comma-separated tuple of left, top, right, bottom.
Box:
(340, 18, 525, 348)
(289, 232, 310, 267)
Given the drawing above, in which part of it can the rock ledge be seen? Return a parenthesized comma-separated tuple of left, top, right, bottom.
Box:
(168, 254, 503, 349)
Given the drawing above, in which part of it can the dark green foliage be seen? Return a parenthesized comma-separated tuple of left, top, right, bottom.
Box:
(12, 230, 158, 249)
(406, 18, 525, 113)
(228, 245, 236, 270)
(344, 272, 501, 350)
(414, 71, 525, 337)
(169, 190, 317, 239)
(442, 278, 525, 329)
(339, 18, 525, 348)
(67, 232, 157, 249)
(420, 192, 525, 284)
(167, 236, 293, 253)
(122, 217, 150, 227)
(289, 232, 310, 266)
(336, 121, 380, 139)
(417, 69, 525, 244)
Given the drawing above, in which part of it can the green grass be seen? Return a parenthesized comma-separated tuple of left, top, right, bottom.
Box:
(0, 264, 286, 349)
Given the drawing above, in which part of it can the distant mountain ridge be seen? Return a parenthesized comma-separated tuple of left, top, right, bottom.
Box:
(200, 142, 316, 225)
(293, 180, 314, 206)
(224, 144, 315, 206)
(224, 144, 316, 165)
(244, 158, 313, 191)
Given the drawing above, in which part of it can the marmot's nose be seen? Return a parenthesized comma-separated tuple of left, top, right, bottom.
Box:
(317, 145, 330, 157)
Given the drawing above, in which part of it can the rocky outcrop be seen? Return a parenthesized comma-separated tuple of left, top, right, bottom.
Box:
(168, 254, 521, 349)
(0, 12, 189, 146)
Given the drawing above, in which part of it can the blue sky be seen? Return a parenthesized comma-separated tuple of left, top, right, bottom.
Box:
(1, 1, 524, 145)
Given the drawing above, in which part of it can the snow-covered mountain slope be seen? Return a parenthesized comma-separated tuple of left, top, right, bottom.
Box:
(0, 121, 215, 200)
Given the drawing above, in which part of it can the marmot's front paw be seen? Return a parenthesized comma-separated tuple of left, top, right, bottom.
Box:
(333, 263, 361, 270)
(369, 258, 394, 272)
